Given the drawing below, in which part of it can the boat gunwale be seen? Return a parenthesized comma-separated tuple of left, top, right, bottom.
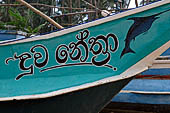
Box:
(121, 90, 170, 95)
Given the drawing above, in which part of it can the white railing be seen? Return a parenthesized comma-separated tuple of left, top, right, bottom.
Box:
(149, 56, 170, 69)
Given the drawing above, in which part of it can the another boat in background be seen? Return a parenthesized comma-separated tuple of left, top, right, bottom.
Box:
(112, 78, 170, 105)
(112, 48, 170, 105)
(0, 30, 25, 41)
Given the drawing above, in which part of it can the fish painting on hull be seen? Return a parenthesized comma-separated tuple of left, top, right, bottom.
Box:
(120, 9, 170, 58)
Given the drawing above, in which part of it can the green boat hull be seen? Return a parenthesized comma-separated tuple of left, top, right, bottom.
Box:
(0, 0, 169, 112)
(0, 77, 132, 113)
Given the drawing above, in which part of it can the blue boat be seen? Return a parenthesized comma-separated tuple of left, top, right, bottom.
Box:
(0, 30, 25, 41)
(161, 47, 170, 56)
(0, 0, 170, 112)
(112, 48, 170, 105)
(112, 79, 170, 105)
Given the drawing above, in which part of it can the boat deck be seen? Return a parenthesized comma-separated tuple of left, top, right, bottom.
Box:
(100, 102, 170, 113)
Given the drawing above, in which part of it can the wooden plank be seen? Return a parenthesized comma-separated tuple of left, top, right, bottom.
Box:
(52, 11, 96, 18)
(94, 0, 98, 19)
(16, 0, 63, 29)
(0, 3, 87, 10)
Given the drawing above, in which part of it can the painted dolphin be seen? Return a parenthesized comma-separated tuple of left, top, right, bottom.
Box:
(120, 9, 170, 58)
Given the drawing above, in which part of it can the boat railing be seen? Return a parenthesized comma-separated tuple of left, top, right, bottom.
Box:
(149, 56, 170, 69)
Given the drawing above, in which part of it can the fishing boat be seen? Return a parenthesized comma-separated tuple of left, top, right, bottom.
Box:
(0, 0, 170, 113)
(0, 30, 25, 41)
(112, 77, 170, 105)
(112, 48, 170, 105)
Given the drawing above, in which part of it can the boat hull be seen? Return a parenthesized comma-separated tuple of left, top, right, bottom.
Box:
(141, 47, 170, 75)
(112, 79, 170, 105)
(0, 77, 132, 113)
(0, 0, 169, 112)
(112, 47, 170, 104)
(0, 30, 24, 41)
(161, 47, 170, 56)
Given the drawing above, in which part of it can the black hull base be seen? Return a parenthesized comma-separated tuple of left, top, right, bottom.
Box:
(0, 77, 133, 113)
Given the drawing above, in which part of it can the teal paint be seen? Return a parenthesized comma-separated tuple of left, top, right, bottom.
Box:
(0, 77, 132, 113)
(0, 4, 169, 98)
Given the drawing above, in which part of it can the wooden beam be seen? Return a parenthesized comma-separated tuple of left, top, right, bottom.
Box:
(135, 0, 139, 7)
(52, 11, 96, 18)
(0, 3, 86, 10)
(16, 0, 64, 29)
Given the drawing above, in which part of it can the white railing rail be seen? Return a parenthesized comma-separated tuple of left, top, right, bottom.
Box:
(149, 56, 170, 69)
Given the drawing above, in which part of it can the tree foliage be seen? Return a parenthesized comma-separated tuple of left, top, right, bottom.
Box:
(0, 0, 139, 34)
(0, 0, 53, 34)
(54, 0, 129, 27)
(140, 0, 159, 5)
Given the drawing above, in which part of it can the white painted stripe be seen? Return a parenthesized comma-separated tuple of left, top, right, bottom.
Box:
(154, 60, 170, 64)
(150, 60, 170, 69)
(121, 90, 170, 95)
(157, 55, 170, 59)
(0, 0, 169, 46)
